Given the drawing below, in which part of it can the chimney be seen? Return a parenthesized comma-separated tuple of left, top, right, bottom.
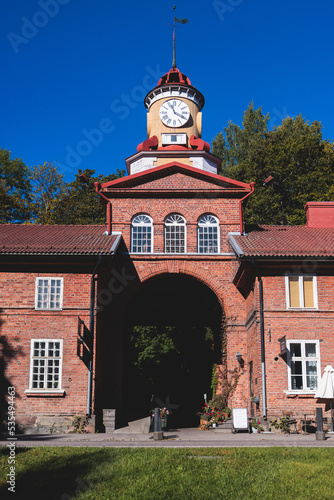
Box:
(305, 202, 334, 228)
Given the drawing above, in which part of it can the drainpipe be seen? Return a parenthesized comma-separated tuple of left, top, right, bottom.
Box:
(239, 182, 255, 234)
(252, 259, 267, 418)
(87, 255, 102, 416)
(94, 182, 112, 235)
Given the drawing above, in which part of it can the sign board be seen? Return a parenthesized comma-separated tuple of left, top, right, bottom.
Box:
(278, 336, 287, 357)
(232, 408, 249, 431)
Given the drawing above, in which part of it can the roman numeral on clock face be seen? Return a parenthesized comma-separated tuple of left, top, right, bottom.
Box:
(159, 99, 190, 128)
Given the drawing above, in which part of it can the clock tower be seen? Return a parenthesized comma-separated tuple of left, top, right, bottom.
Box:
(126, 66, 221, 176)
(145, 67, 204, 148)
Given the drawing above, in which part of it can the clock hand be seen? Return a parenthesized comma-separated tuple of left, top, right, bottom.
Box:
(173, 110, 185, 118)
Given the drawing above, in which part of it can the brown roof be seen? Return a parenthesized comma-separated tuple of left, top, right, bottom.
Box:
(230, 226, 334, 258)
(0, 225, 121, 255)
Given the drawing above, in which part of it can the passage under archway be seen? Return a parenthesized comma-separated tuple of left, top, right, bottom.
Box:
(122, 273, 224, 427)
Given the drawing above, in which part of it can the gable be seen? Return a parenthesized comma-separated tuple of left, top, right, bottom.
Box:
(101, 162, 251, 194)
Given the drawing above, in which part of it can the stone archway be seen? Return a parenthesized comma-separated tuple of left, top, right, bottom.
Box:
(121, 273, 224, 427)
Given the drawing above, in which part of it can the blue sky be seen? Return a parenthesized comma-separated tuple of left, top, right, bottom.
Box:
(1, 0, 334, 181)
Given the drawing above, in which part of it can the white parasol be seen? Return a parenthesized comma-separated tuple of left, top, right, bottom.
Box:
(314, 365, 334, 432)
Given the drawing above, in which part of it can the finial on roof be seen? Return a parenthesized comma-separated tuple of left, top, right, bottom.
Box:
(172, 6, 188, 70)
(172, 6, 176, 69)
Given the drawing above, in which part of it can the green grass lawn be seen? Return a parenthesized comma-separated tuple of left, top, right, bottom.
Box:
(1, 447, 334, 499)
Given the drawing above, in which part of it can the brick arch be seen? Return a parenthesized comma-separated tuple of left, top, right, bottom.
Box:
(135, 260, 231, 315)
(159, 207, 222, 224)
(161, 209, 191, 222)
(192, 207, 221, 222)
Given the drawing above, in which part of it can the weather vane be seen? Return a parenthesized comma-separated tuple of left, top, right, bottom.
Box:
(172, 5, 188, 69)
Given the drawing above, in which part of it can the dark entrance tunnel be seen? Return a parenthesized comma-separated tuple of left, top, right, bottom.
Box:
(122, 273, 223, 427)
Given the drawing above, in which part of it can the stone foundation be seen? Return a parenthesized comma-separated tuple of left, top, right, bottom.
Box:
(13, 414, 96, 434)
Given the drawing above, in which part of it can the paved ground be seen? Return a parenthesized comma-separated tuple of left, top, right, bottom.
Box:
(1, 429, 334, 448)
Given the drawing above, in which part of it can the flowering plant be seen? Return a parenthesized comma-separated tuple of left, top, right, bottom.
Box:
(250, 418, 264, 432)
(151, 407, 169, 418)
(200, 403, 226, 424)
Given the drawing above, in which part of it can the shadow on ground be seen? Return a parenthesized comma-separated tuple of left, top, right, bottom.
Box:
(0, 447, 114, 499)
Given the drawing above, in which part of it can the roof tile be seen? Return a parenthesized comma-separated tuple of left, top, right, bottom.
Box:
(0, 225, 120, 255)
(233, 225, 334, 257)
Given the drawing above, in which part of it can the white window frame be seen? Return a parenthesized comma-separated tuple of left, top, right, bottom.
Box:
(27, 339, 63, 392)
(161, 133, 187, 145)
(285, 275, 318, 309)
(164, 214, 187, 253)
(287, 340, 320, 394)
(131, 214, 153, 253)
(197, 214, 220, 254)
(35, 277, 63, 310)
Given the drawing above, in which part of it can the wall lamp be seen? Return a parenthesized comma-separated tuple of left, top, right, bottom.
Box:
(236, 352, 243, 365)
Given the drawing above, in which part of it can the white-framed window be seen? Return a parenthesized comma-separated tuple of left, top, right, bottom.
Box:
(165, 214, 186, 253)
(29, 340, 63, 390)
(131, 214, 153, 253)
(287, 340, 320, 392)
(161, 133, 187, 145)
(198, 214, 220, 253)
(285, 275, 317, 309)
(35, 277, 63, 310)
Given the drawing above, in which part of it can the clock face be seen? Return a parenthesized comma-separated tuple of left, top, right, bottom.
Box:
(159, 99, 190, 127)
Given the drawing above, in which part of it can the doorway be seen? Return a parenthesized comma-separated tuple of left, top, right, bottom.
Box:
(122, 273, 223, 427)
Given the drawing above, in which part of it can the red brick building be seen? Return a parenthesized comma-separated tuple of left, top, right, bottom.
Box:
(1, 65, 334, 433)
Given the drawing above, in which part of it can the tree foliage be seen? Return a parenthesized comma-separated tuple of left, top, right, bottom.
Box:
(30, 162, 67, 224)
(0, 147, 125, 225)
(50, 168, 125, 225)
(213, 106, 334, 225)
(0, 149, 32, 223)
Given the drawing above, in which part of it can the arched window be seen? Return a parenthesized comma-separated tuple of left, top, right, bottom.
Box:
(165, 214, 186, 253)
(131, 214, 153, 253)
(198, 214, 219, 253)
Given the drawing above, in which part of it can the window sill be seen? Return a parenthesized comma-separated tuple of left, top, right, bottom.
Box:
(35, 308, 63, 312)
(25, 390, 65, 397)
(286, 307, 318, 311)
(285, 391, 316, 397)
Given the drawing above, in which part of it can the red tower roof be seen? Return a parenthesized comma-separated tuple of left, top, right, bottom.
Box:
(144, 67, 204, 110)
(157, 67, 192, 86)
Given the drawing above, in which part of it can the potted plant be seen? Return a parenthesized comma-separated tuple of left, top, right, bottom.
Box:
(199, 404, 212, 429)
(250, 418, 264, 433)
(151, 407, 169, 430)
(199, 413, 211, 430)
(222, 407, 231, 419)
(211, 417, 217, 428)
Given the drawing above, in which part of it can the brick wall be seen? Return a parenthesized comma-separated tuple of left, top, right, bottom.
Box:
(238, 269, 334, 424)
(0, 269, 94, 433)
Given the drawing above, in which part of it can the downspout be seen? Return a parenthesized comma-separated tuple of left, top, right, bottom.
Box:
(239, 182, 255, 234)
(252, 259, 267, 418)
(94, 182, 112, 235)
(87, 255, 102, 416)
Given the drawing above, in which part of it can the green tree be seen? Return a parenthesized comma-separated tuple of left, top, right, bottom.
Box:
(30, 162, 67, 224)
(212, 103, 269, 176)
(0, 149, 32, 222)
(213, 111, 334, 225)
(55, 168, 125, 225)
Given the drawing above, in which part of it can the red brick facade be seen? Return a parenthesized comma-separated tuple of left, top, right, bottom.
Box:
(1, 65, 334, 434)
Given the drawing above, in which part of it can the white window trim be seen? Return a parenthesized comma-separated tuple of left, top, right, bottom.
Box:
(197, 214, 220, 254)
(131, 214, 154, 253)
(164, 214, 187, 254)
(35, 277, 64, 310)
(27, 339, 64, 392)
(161, 133, 187, 145)
(285, 275, 318, 310)
(286, 339, 320, 394)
